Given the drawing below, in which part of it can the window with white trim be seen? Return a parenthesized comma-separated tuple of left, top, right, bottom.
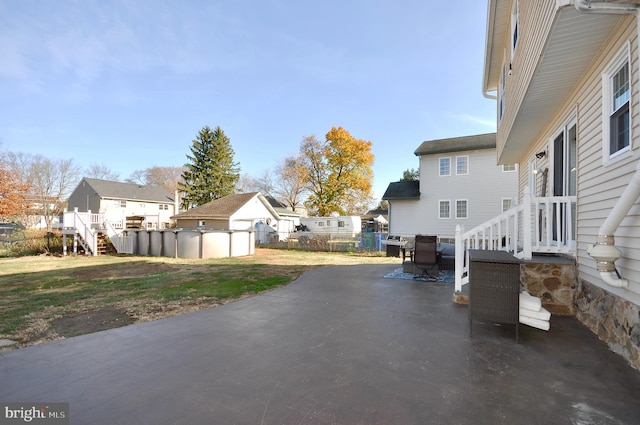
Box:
(456, 200, 468, 219)
(456, 156, 469, 175)
(502, 164, 516, 172)
(502, 198, 513, 212)
(439, 200, 450, 219)
(603, 43, 631, 160)
(439, 157, 451, 176)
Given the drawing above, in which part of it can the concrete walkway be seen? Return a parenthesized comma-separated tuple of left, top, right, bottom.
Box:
(2, 264, 640, 424)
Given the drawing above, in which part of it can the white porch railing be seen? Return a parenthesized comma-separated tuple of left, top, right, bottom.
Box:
(62, 208, 135, 255)
(63, 209, 98, 255)
(454, 187, 576, 292)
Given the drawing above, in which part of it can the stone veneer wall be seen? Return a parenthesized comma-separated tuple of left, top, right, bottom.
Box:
(520, 258, 577, 315)
(575, 279, 640, 370)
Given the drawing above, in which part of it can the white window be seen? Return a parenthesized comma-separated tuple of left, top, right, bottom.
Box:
(511, 0, 519, 56)
(439, 157, 451, 176)
(603, 43, 631, 161)
(120, 200, 126, 208)
(502, 198, 513, 212)
(439, 200, 450, 219)
(503, 164, 516, 172)
(456, 156, 469, 175)
(456, 200, 468, 219)
(318, 222, 325, 227)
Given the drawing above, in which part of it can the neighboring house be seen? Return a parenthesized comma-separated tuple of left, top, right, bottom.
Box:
(361, 208, 389, 233)
(171, 192, 284, 243)
(483, 0, 640, 368)
(67, 178, 176, 229)
(383, 133, 518, 240)
(264, 195, 303, 240)
(381, 180, 420, 237)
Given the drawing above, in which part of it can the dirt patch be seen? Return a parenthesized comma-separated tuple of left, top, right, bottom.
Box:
(50, 307, 135, 338)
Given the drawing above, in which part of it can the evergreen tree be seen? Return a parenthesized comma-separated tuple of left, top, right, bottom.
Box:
(180, 126, 240, 209)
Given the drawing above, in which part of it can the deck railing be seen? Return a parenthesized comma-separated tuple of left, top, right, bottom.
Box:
(63, 208, 135, 255)
(62, 209, 98, 255)
(455, 187, 576, 292)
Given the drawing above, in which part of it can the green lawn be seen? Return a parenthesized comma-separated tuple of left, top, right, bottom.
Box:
(0, 248, 398, 348)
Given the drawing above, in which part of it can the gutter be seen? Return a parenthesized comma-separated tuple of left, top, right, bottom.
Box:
(575, 0, 640, 15)
(576, 0, 640, 288)
(482, 0, 498, 99)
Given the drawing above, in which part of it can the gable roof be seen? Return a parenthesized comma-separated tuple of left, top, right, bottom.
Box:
(414, 133, 496, 156)
(171, 192, 279, 220)
(382, 181, 420, 200)
(265, 195, 304, 218)
(80, 178, 174, 203)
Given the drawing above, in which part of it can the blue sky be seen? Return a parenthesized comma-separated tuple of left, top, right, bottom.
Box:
(0, 0, 496, 203)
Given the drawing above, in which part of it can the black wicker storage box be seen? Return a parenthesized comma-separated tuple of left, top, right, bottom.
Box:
(468, 249, 522, 342)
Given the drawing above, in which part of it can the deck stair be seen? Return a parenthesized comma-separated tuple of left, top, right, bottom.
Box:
(62, 208, 135, 256)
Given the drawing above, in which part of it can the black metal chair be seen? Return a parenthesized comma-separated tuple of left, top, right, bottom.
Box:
(412, 235, 439, 280)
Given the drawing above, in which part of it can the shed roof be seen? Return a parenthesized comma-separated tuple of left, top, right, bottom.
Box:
(171, 192, 279, 220)
(382, 181, 420, 200)
(414, 133, 496, 156)
(80, 178, 174, 203)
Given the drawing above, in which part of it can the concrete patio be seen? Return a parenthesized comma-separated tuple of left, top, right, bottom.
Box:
(1, 264, 640, 424)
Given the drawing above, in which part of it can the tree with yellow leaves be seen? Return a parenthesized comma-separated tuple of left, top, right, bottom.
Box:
(300, 127, 374, 216)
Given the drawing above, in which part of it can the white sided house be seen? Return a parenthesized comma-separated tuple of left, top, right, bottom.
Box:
(63, 178, 176, 256)
(67, 178, 176, 229)
(383, 133, 518, 240)
(481, 0, 640, 368)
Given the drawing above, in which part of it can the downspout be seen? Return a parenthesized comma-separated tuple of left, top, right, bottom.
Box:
(575, 0, 640, 288)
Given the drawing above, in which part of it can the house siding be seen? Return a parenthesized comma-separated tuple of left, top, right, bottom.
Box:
(489, 0, 640, 369)
(514, 15, 640, 305)
(67, 179, 176, 228)
(176, 218, 228, 229)
(498, 0, 556, 160)
(231, 197, 276, 231)
(409, 148, 517, 240)
(387, 200, 421, 238)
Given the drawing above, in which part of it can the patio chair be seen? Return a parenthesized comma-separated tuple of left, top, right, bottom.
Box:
(412, 235, 439, 280)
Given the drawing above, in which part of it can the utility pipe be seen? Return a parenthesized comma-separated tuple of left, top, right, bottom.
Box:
(587, 160, 640, 288)
(575, 0, 640, 288)
(575, 0, 640, 15)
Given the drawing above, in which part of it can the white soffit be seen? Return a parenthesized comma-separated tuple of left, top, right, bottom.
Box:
(501, 6, 621, 162)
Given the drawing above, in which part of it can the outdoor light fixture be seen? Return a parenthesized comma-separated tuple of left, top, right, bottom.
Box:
(535, 150, 546, 159)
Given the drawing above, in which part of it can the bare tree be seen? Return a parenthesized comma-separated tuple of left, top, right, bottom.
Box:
(126, 166, 184, 195)
(5, 153, 81, 231)
(30, 156, 81, 231)
(85, 163, 120, 181)
(273, 155, 307, 211)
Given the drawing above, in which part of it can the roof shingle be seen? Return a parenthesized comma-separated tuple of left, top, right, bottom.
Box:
(414, 133, 496, 156)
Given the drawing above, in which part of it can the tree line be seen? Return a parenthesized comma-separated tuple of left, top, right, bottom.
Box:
(0, 124, 377, 230)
